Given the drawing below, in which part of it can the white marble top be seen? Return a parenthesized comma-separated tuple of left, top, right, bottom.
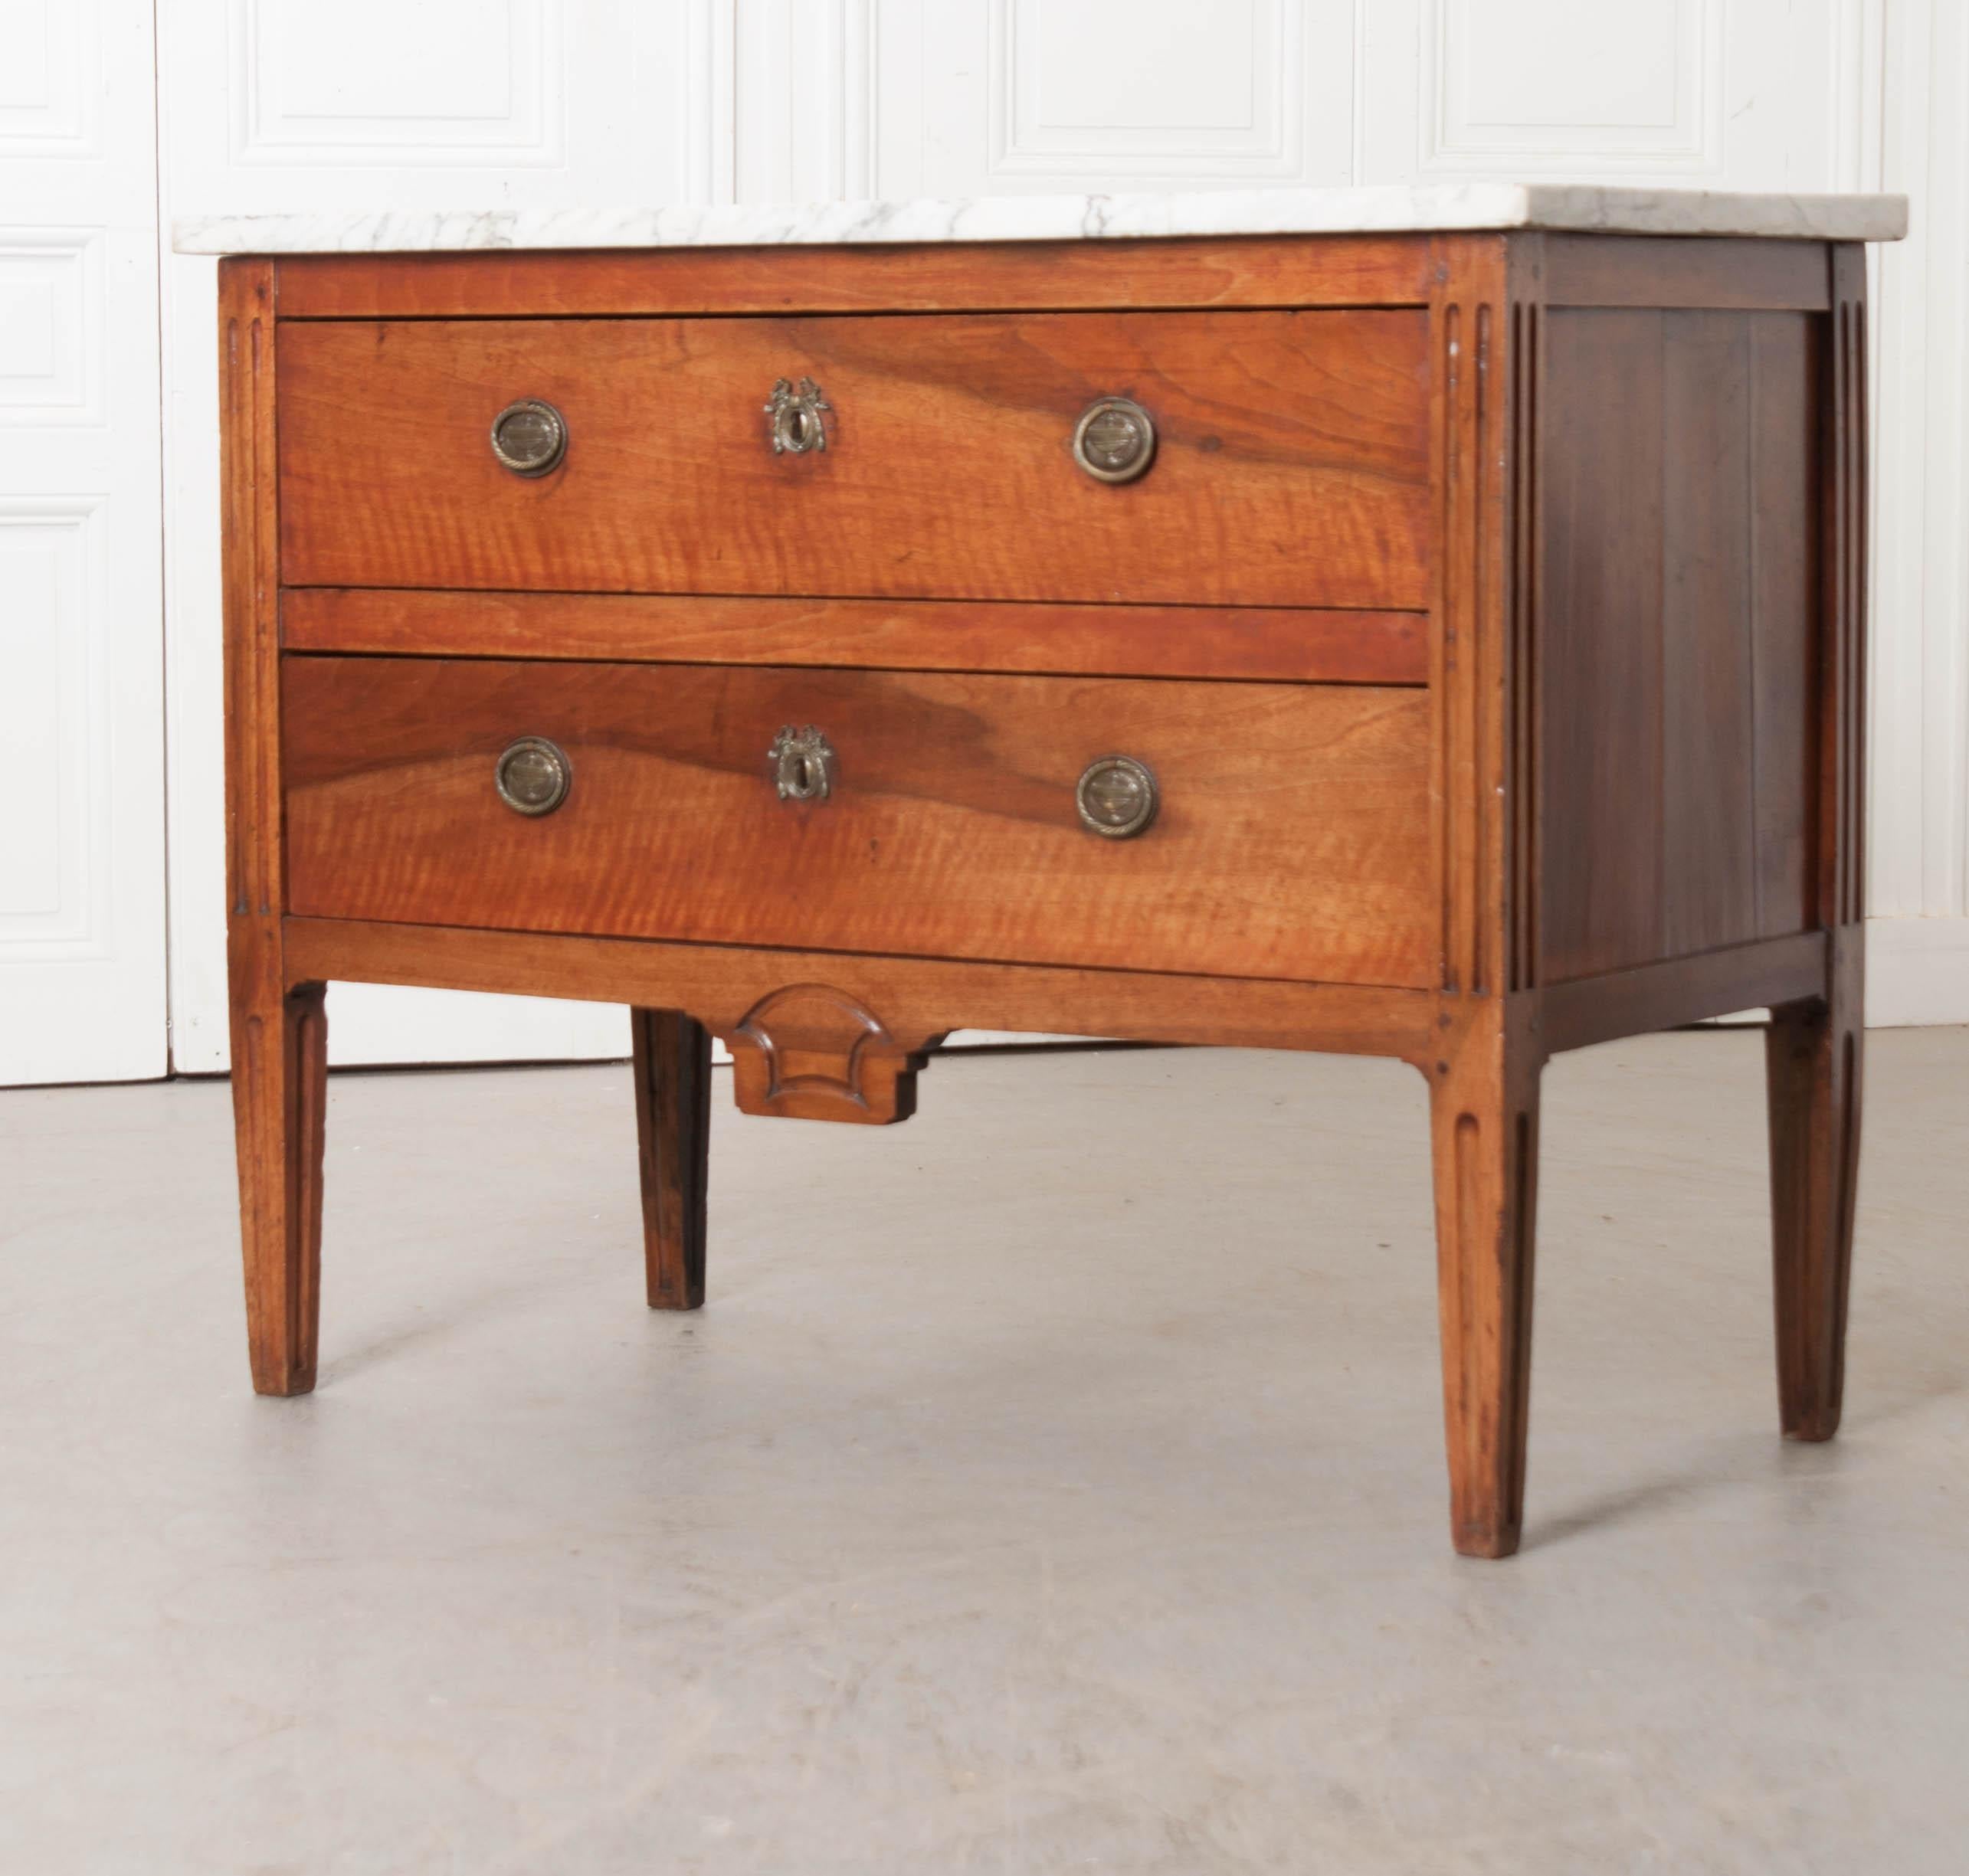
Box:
(174, 184, 1907, 256)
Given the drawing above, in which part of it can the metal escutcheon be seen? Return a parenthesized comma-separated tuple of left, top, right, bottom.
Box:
(494, 736, 572, 816)
(490, 398, 568, 476)
(771, 725, 835, 801)
(765, 377, 831, 454)
(1071, 396, 1156, 484)
(1076, 755, 1158, 839)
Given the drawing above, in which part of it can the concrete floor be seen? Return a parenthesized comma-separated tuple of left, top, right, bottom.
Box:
(2, 1029, 1965, 1874)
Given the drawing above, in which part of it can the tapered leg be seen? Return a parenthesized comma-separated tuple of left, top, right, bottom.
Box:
(631, 1008, 713, 1310)
(1426, 1005, 1543, 1558)
(221, 259, 324, 1396)
(230, 979, 329, 1396)
(1766, 932, 1863, 1441)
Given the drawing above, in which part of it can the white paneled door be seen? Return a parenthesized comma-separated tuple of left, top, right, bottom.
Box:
(156, 0, 729, 1071)
(0, 0, 167, 1085)
(0, 3, 1959, 1084)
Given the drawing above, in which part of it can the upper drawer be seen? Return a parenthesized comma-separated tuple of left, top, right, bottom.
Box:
(276, 312, 1430, 608)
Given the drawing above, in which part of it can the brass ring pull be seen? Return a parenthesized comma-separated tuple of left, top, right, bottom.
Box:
(1076, 755, 1158, 839)
(1072, 396, 1156, 484)
(765, 377, 831, 454)
(490, 398, 567, 476)
(494, 737, 572, 816)
(771, 725, 835, 801)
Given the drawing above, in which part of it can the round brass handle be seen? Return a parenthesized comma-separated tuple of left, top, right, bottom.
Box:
(494, 737, 572, 816)
(771, 724, 835, 801)
(490, 398, 568, 476)
(1072, 396, 1156, 484)
(1076, 755, 1158, 839)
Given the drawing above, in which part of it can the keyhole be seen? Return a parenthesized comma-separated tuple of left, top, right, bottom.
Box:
(771, 726, 834, 802)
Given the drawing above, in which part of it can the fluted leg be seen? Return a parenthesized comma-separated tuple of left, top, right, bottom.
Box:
(231, 979, 329, 1396)
(1426, 1003, 1542, 1558)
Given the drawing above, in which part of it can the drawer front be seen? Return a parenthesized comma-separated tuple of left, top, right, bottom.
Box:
(277, 311, 1430, 609)
(282, 658, 1437, 988)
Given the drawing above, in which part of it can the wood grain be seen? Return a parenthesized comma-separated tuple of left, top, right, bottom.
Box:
(280, 588, 1430, 687)
(1426, 998, 1542, 1560)
(1539, 236, 1830, 311)
(1662, 310, 1759, 954)
(231, 981, 329, 1396)
(1508, 280, 1543, 997)
(274, 235, 1435, 320)
(1532, 930, 1826, 1056)
(726, 984, 932, 1125)
(1820, 248, 1868, 934)
(631, 1009, 712, 1308)
(277, 310, 1432, 608)
(280, 656, 1437, 987)
(221, 257, 329, 1396)
(1428, 234, 1518, 1000)
(1537, 308, 1817, 983)
(1423, 237, 1542, 1560)
(281, 917, 1443, 1066)
(1766, 929, 1863, 1440)
(1751, 313, 1817, 937)
(1538, 307, 1666, 981)
(1764, 248, 1869, 1445)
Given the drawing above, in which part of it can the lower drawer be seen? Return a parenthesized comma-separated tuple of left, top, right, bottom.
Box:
(280, 657, 1437, 987)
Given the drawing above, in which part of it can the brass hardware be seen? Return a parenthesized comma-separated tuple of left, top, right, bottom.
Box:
(1071, 396, 1156, 483)
(490, 398, 568, 476)
(771, 725, 835, 801)
(493, 736, 572, 816)
(765, 377, 831, 454)
(1076, 755, 1158, 839)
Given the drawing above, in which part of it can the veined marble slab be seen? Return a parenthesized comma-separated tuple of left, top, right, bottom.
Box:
(175, 183, 1908, 256)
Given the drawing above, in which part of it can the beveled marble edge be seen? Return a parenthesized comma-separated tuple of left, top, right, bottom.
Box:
(172, 183, 1908, 256)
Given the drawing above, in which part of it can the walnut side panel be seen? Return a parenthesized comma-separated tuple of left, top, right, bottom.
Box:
(1539, 237, 1831, 311)
(1536, 304, 1819, 984)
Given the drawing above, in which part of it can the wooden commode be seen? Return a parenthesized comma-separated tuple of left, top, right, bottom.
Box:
(185, 184, 1906, 1557)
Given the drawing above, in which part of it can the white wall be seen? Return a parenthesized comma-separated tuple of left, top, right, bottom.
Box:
(3, 2, 1960, 1083)
(1869, 0, 1969, 1022)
